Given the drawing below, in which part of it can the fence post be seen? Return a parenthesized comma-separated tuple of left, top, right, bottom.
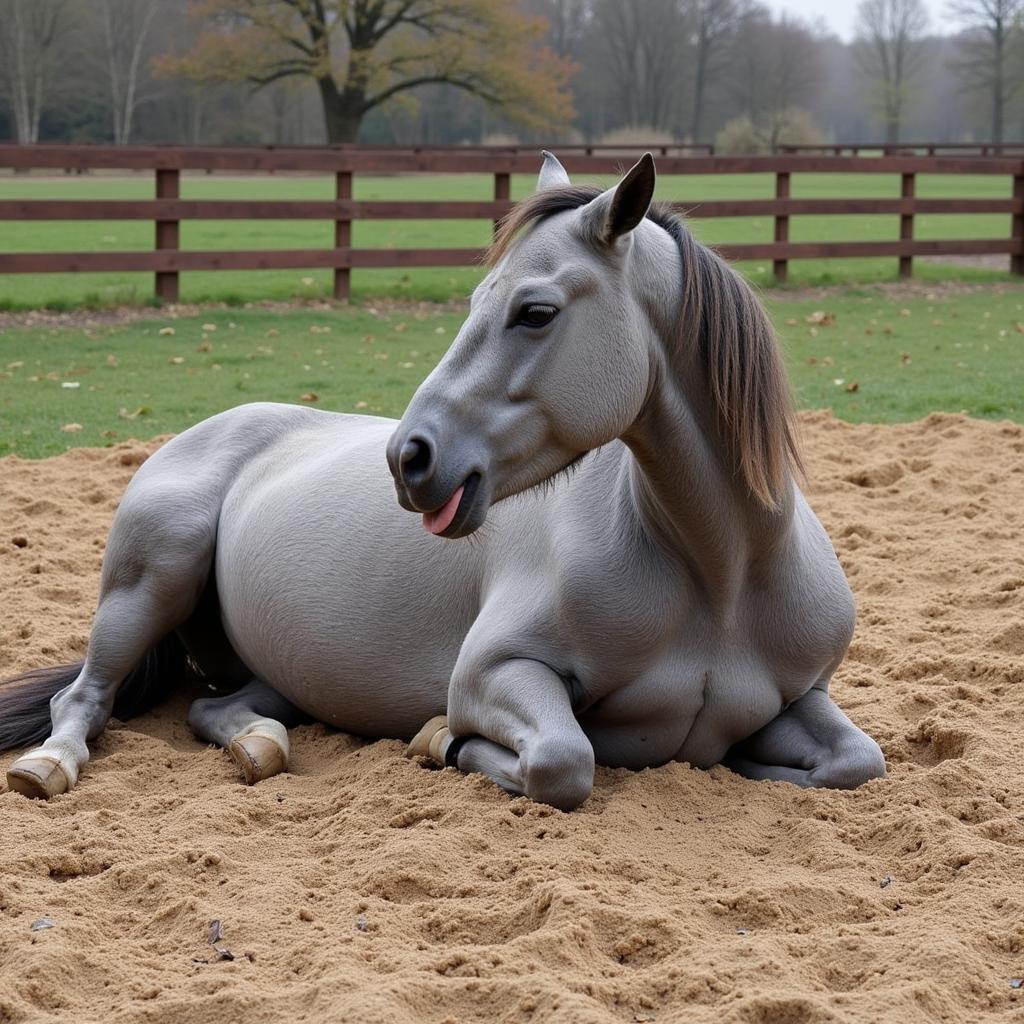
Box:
(1012, 164, 1024, 276)
(155, 168, 179, 304)
(773, 170, 790, 284)
(494, 170, 511, 239)
(334, 169, 352, 301)
(899, 171, 915, 279)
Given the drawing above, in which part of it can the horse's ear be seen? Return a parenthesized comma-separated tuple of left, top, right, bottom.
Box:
(585, 153, 656, 245)
(537, 150, 570, 190)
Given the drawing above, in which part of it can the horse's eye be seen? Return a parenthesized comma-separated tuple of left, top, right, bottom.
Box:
(516, 303, 558, 328)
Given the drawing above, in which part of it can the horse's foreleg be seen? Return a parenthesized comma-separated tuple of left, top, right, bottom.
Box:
(723, 683, 886, 789)
(188, 679, 309, 785)
(408, 658, 595, 811)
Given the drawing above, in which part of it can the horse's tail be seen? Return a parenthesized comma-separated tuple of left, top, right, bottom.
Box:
(0, 632, 196, 753)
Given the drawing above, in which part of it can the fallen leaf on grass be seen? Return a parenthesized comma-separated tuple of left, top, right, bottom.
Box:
(355, 401, 368, 409)
(61, 382, 80, 389)
(106, 354, 119, 366)
(119, 406, 151, 420)
(900, 352, 912, 366)
(300, 393, 319, 402)
(158, 327, 176, 336)
(202, 323, 217, 332)
(196, 341, 213, 353)
(60, 423, 83, 433)
(845, 381, 859, 393)
(169, 356, 184, 365)
(805, 311, 836, 326)
(7, 361, 23, 370)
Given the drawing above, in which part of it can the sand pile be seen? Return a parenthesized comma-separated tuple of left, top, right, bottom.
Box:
(1, 412, 1022, 1024)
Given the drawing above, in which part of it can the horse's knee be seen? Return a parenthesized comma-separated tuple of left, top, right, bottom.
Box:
(522, 738, 595, 811)
(814, 738, 886, 789)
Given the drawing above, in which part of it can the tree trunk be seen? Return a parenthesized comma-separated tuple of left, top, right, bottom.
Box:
(992, 24, 1005, 145)
(318, 76, 363, 143)
(690, 42, 708, 142)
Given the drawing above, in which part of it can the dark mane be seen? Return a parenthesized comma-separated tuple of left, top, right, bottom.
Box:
(487, 185, 803, 510)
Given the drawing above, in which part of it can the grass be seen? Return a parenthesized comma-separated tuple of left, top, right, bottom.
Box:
(0, 170, 1018, 310)
(1, 285, 1022, 458)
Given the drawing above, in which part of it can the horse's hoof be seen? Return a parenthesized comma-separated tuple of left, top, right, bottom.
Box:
(229, 733, 287, 785)
(6, 756, 71, 799)
(406, 715, 451, 763)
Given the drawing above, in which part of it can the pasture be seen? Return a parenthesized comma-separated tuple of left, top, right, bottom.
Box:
(0, 169, 1017, 310)
(1, 286, 1022, 457)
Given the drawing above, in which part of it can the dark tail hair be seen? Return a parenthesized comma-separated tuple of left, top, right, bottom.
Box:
(0, 632, 199, 753)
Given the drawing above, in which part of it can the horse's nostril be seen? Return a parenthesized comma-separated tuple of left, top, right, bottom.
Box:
(399, 437, 433, 484)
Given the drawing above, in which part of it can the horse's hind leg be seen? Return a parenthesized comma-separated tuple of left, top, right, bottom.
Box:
(723, 683, 886, 789)
(6, 483, 218, 798)
(188, 680, 309, 785)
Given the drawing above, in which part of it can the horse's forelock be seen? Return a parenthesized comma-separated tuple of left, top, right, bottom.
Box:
(486, 187, 802, 509)
(487, 185, 603, 265)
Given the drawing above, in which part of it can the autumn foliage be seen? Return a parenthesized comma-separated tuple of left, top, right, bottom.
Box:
(155, 0, 576, 143)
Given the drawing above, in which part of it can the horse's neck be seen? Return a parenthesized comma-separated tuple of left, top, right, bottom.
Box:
(620, 237, 794, 602)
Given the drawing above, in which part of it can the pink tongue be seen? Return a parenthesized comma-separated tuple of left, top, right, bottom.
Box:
(422, 485, 464, 536)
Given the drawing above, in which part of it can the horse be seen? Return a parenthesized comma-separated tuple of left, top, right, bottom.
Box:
(0, 152, 885, 809)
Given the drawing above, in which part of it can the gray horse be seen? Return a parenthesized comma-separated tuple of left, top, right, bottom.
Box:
(1, 153, 885, 808)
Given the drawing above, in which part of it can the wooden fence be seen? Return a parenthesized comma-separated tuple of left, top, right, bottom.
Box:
(778, 142, 1024, 157)
(1, 144, 1022, 301)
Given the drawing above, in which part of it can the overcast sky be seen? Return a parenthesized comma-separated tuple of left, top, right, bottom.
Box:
(763, 0, 957, 41)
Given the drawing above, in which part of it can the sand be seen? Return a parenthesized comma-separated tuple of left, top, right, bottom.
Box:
(1, 412, 1023, 1024)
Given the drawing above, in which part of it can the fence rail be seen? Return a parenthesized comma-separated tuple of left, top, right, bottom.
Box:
(1, 143, 1021, 300)
(777, 141, 1024, 156)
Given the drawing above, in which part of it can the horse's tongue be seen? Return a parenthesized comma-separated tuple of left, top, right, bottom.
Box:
(422, 485, 464, 536)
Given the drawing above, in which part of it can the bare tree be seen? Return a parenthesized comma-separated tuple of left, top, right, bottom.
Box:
(854, 0, 929, 144)
(98, 0, 161, 144)
(729, 11, 824, 145)
(948, 0, 1024, 143)
(591, 0, 688, 131)
(689, 0, 748, 143)
(0, 0, 69, 143)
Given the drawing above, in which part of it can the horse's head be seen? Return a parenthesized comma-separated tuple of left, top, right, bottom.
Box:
(386, 151, 664, 538)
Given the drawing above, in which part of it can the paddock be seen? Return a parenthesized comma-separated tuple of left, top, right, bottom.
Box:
(1, 410, 1021, 1024)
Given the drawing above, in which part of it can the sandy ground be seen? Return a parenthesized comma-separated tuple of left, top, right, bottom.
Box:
(0, 412, 1023, 1024)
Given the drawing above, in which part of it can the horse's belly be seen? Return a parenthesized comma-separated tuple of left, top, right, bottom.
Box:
(214, 423, 485, 737)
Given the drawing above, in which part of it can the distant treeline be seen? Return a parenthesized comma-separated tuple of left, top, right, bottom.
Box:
(0, 0, 1020, 150)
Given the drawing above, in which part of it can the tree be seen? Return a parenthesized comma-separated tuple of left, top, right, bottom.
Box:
(0, 0, 70, 143)
(689, 0, 748, 143)
(728, 11, 823, 146)
(158, 0, 576, 144)
(98, 0, 161, 144)
(948, 0, 1024, 143)
(590, 0, 688, 131)
(854, 0, 929, 144)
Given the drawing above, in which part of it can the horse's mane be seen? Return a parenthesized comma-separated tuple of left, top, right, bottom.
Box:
(487, 186, 803, 511)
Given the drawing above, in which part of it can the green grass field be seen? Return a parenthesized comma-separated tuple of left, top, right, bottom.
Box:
(0, 170, 1017, 309)
(1, 286, 1021, 458)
